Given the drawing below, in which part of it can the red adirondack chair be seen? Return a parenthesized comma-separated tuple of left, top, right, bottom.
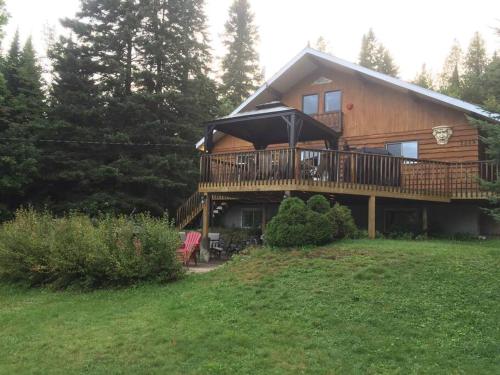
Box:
(176, 231, 202, 266)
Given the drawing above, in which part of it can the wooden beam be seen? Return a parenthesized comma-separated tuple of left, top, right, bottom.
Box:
(199, 181, 451, 203)
(261, 204, 267, 233)
(200, 193, 211, 262)
(368, 195, 376, 239)
(422, 206, 428, 234)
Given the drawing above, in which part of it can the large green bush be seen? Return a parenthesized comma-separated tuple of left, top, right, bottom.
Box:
(306, 195, 330, 214)
(304, 210, 332, 245)
(265, 198, 309, 247)
(327, 203, 358, 239)
(0, 209, 183, 289)
(266, 196, 359, 248)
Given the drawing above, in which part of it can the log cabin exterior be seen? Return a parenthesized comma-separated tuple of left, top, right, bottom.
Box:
(177, 47, 499, 257)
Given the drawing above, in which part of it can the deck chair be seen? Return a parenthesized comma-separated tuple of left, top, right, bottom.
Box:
(208, 233, 224, 259)
(176, 231, 202, 266)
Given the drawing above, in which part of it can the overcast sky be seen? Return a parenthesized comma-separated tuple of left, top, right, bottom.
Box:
(3, 0, 500, 81)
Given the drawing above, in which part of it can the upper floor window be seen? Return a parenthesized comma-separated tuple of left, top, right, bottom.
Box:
(324, 91, 342, 112)
(386, 141, 418, 159)
(302, 94, 319, 115)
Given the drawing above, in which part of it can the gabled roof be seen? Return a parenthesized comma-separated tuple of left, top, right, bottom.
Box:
(197, 47, 498, 149)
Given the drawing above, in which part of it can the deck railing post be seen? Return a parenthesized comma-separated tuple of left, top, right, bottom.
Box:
(294, 148, 301, 182)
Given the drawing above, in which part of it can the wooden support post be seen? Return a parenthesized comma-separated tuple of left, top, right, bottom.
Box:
(368, 195, 376, 239)
(294, 148, 301, 181)
(422, 206, 428, 234)
(261, 204, 267, 233)
(200, 193, 211, 262)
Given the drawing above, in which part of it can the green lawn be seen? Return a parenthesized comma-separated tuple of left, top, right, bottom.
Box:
(1, 239, 499, 374)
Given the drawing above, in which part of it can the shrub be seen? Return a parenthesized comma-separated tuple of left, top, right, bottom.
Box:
(306, 195, 330, 214)
(266, 197, 331, 247)
(327, 203, 358, 239)
(304, 210, 332, 245)
(0, 208, 183, 289)
(265, 198, 310, 248)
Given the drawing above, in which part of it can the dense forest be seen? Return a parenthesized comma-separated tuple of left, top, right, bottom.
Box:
(0, 0, 498, 220)
(0, 0, 261, 220)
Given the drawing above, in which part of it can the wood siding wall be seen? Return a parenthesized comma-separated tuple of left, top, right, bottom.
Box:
(212, 67, 480, 162)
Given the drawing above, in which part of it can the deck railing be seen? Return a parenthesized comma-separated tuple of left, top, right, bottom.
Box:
(200, 148, 499, 200)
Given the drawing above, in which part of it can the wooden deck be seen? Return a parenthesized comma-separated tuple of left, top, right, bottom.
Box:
(199, 148, 499, 202)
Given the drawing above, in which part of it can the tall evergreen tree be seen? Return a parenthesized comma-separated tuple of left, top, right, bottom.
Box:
(0, 0, 7, 48)
(470, 27, 500, 222)
(0, 0, 8, 104)
(484, 52, 500, 102)
(462, 32, 488, 104)
(359, 28, 378, 70)
(413, 63, 434, 89)
(376, 46, 399, 76)
(439, 40, 463, 98)
(221, 0, 263, 109)
(4, 30, 21, 96)
(0, 32, 42, 217)
(27, 36, 108, 214)
(358, 28, 398, 77)
(313, 36, 332, 53)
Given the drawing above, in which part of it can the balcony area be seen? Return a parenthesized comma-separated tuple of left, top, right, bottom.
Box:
(199, 148, 499, 202)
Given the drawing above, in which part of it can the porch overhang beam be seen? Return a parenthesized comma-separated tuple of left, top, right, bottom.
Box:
(203, 108, 340, 152)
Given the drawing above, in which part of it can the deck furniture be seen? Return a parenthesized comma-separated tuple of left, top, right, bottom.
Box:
(208, 233, 225, 259)
(176, 231, 201, 266)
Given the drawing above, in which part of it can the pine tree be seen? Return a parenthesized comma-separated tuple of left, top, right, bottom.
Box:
(413, 64, 434, 89)
(376, 46, 399, 76)
(472, 27, 500, 222)
(61, 0, 142, 98)
(0, 0, 7, 48)
(313, 36, 331, 53)
(439, 40, 463, 97)
(221, 0, 263, 109)
(15, 37, 45, 121)
(0, 32, 41, 216)
(0, 0, 8, 106)
(462, 32, 488, 104)
(484, 52, 500, 102)
(358, 28, 398, 77)
(359, 28, 378, 70)
(4, 30, 21, 96)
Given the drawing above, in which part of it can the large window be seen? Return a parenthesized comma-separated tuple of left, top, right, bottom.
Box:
(324, 91, 342, 112)
(386, 141, 418, 159)
(241, 208, 262, 229)
(302, 94, 319, 115)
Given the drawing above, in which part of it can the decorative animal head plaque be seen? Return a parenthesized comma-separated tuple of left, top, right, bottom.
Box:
(432, 125, 453, 145)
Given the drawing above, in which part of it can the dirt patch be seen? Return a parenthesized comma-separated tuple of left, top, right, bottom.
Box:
(187, 260, 226, 274)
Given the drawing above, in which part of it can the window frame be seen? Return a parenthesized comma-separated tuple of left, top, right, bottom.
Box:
(241, 208, 263, 229)
(302, 93, 319, 115)
(324, 90, 342, 113)
(385, 140, 419, 160)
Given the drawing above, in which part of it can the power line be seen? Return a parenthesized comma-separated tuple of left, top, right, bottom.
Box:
(0, 137, 195, 148)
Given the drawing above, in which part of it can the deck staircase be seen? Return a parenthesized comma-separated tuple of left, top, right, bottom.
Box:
(176, 192, 204, 230)
(176, 192, 237, 230)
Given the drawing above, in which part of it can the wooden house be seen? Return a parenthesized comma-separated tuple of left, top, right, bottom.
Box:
(177, 47, 499, 256)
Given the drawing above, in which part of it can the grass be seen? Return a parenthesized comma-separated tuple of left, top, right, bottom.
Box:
(1, 239, 499, 374)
